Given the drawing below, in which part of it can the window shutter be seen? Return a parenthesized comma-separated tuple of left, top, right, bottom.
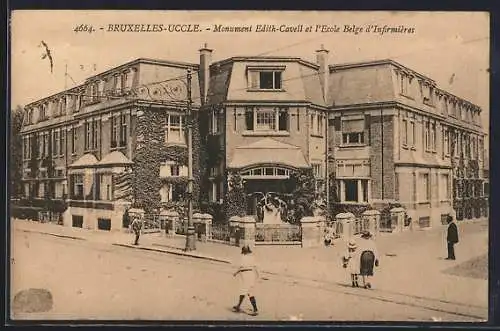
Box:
(245, 108, 254, 130)
(334, 117, 341, 131)
(249, 71, 259, 89)
(364, 114, 371, 144)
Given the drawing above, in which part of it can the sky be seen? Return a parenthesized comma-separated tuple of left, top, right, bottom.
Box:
(11, 10, 489, 136)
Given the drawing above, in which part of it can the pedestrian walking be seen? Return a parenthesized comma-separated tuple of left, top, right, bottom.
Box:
(357, 231, 379, 289)
(130, 216, 143, 245)
(446, 215, 459, 260)
(232, 245, 259, 316)
(342, 239, 360, 287)
(324, 226, 334, 247)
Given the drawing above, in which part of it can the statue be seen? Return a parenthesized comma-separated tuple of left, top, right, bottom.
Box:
(250, 192, 288, 224)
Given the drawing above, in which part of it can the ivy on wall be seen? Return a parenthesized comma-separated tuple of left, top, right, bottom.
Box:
(450, 129, 487, 221)
(223, 171, 247, 219)
(132, 107, 203, 214)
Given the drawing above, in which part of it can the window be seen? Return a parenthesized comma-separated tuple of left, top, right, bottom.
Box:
(423, 86, 434, 105)
(424, 121, 430, 151)
(120, 113, 127, 147)
(312, 163, 323, 178)
(259, 71, 282, 90)
(409, 121, 415, 147)
(240, 166, 291, 178)
(399, 74, 409, 96)
(59, 128, 65, 156)
(338, 179, 369, 203)
(43, 132, 49, 157)
(341, 119, 365, 146)
(484, 182, 489, 197)
(52, 130, 59, 156)
(98, 174, 113, 201)
(111, 115, 118, 148)
(92, 119, 99, 150)
(257, 109, 275, 131)
(23, 135, 31, 160)
(71, 126, 77, 154)
(170, 165, 180, 177)
(443, 128, 450, 156)
(244, 107, 289, 132)
(479, 138, 484, 161)
(419, 173, 430, 202)
(441, 174, 450, 200)
(210, 110, 219, 134)
(40, 104, 48, 121)
(165, 114, 185, 144)
(431, 123, 436, 152)
(72, 174, 84, 199)
(401, 119, 408, 146)
(310, 112, 324, 136)
(85, 121, 92, 151)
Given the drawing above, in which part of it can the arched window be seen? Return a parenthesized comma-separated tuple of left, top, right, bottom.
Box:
(240, 166, 292, 179)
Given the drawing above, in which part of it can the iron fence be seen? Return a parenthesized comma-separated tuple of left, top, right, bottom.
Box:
(352, 218, 370, 235)
(210, 223, 231, 243)
(255, 223, 301, 243)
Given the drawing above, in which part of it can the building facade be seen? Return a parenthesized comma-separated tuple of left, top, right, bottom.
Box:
(18, 46, 488, 230)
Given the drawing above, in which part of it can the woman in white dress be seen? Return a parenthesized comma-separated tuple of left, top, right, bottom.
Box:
(232, 245, 259, 316)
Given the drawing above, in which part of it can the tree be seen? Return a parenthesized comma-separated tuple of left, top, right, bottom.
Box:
(223, 171, 247, 220)
(10, 105, 24, 199)
(286, 169, 316, 224)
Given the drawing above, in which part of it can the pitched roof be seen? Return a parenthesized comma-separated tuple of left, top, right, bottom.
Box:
(97, 151, 133, 166)
(69, 153, 99, 168)
(228, 138, 309, 168)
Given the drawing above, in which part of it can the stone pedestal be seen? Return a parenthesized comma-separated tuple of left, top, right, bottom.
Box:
(229, 216, 241, 246)
(362, 209, 381, 237)
(192, 213, 203, 240)
(300, 216, 320, 248)
(335, 212, 356, 239)
(200, 213, 213, 242)
(390, 207, 406, 233)
(238, 216, 256, 248)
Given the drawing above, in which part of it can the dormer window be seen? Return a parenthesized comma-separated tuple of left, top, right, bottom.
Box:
(247, 66, 285, 91)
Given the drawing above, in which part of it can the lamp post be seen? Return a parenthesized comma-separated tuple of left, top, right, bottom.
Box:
(185, 68, 196, 251)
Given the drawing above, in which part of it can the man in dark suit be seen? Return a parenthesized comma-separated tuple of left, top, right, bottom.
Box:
(446, 215, 459, 260)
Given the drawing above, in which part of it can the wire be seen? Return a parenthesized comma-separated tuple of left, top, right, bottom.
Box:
(25, 33, 488, 113)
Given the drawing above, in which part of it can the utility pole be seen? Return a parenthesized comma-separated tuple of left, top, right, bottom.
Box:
(185, 68, 196, 251)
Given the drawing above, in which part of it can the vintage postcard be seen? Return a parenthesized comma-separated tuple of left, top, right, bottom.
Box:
(9, 10, 489, 322)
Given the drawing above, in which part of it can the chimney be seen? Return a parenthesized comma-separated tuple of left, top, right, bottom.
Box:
(316, 45, 329, 104)
(199, 43, 213, 105)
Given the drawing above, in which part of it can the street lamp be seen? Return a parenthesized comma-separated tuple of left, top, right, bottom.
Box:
(184, 69, 196, 251)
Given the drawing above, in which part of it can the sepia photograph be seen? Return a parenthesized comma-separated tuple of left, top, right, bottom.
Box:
(8, 10, 490, 322)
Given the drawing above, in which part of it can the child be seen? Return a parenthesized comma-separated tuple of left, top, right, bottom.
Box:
(324, 227, 334, 246)
(358, 231, 380, 289)
(342, 239, 360, 287)
(232, 245, 259, 316)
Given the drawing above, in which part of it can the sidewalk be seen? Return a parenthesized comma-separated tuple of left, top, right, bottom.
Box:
(13, 219, 488, 311)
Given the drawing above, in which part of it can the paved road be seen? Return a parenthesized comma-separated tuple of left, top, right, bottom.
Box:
(9, 229, 486, 322)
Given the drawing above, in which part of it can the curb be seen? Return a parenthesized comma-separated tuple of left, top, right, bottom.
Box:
(20, 229, 86, 241)
(112, 243, 232, 264)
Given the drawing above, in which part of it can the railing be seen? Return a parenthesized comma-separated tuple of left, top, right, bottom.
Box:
(142, 214, 161, 233)
(352, 218, 370, 235)
(210, 223, 231, 243)
(38, 211, 63, 225)
(255, 223, 301, 244)
(325, 220, 343, 239)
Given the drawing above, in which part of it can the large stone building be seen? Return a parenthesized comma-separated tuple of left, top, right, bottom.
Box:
(17, 45, 488, 230)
